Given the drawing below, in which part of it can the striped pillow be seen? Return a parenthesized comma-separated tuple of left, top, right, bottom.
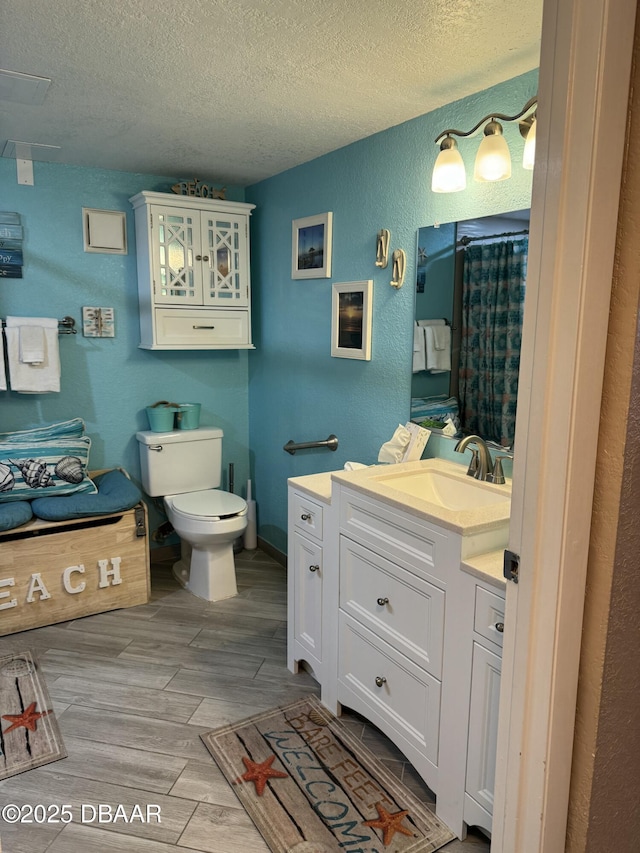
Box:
(0, 436, 96, 502)
(0, 418, 86, 442)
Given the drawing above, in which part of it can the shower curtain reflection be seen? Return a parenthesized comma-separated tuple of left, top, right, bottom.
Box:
(459, 238, 528, 447)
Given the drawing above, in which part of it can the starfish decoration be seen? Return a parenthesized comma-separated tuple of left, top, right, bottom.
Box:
(2, 702, 52, 734)
(240, 754, 288, 796)
(362, 801, 414, 846)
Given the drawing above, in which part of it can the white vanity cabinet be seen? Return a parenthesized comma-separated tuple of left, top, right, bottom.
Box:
(129, 191, 255, 350)
(463, 574, 505, 834)
(287, 478, 332, 685)
(286, 460, 511, 841)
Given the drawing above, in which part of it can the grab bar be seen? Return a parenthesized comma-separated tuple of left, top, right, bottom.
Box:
(283, 435, 339, 455)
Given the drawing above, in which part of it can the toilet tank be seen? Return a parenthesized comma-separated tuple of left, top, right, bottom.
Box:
(136, 427, 223, 497)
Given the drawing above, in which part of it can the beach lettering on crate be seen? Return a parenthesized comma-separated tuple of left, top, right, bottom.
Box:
(0, 557, 123, 610)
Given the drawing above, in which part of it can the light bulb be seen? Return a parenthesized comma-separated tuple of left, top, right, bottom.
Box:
(522, 117, 536, 170)
(474, 120, 511, 182)
(432, 136, 466, 193)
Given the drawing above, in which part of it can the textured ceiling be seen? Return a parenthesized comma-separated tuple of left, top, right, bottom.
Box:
(0, 0, 542, 186)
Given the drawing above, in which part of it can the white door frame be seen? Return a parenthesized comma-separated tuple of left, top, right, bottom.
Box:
(492, 0, 637, 850)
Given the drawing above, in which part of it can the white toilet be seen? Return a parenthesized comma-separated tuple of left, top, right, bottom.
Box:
(136, 427, 247, 601)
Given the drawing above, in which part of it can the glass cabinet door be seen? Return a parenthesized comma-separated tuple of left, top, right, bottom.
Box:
(201, 215, 249, 307)
(152, 207, 202, 305)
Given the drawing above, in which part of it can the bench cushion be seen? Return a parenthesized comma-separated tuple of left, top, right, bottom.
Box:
(0, 500, 33, 531)
(31, 469, 142, 521)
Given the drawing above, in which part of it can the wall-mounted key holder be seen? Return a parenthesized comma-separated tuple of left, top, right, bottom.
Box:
(82, 307, 115, 337)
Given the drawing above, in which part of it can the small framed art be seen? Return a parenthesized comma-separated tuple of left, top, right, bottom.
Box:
(291, 212, 332, 279)
(331, 280, 373, 361)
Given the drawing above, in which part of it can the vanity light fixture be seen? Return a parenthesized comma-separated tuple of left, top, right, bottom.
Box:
(432, 96, 538, 193)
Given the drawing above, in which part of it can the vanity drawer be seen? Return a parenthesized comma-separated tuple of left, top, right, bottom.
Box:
(154, 309, 249, 347)
(339, 536, 445, 678)
(339, 488, 452, 584)
(474, 586, 505, 649)
(292, 492, 324, 541)
(338, 612, 441, 768)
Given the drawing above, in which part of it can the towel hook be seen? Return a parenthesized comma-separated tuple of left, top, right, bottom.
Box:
(390, 249, 406, 289)
(375, 229, 390, 268)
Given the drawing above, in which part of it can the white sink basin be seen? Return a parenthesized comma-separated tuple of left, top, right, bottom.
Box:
(373, 466, 510, 511)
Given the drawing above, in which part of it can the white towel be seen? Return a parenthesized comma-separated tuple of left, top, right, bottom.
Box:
(425, 324, 451, 373)
(19, 325, 45, 363)
(431, 324, 448, 351)
(414, 319, 447, 373)
(0, 329, 6, 391)
(412, 324, 426, 373)
(5, 317, 60, 393)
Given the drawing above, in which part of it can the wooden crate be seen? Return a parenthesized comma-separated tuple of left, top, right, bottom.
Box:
(0, 503, 150, 636)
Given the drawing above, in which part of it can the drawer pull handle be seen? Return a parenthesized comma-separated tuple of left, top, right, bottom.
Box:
(300, 513, 311, 521)
(375, 676, 387, 688)
(376, 597, 389, 606)
(495, 621, 505, 633)
(309, 564, 319, 572)
(193, 325, 216, 329)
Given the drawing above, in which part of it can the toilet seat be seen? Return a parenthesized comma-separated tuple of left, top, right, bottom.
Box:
(168, 489, 247, 521)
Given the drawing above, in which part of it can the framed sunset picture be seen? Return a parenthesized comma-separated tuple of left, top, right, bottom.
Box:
(331, 280, 373, 360)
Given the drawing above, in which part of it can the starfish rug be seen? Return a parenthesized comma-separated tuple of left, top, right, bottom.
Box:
(201, 694, 456, 853)
(0, 650, 66, 781)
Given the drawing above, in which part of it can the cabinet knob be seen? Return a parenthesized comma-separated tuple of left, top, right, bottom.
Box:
(202, 255, 209, 262)
(376, 597, 389, 606)
(300, 513, 311, 521)
(309, 564, 319, 572)
(195, 254, 202, 261)
(495, 621, 505, 633)
(375, 676, 387, 688)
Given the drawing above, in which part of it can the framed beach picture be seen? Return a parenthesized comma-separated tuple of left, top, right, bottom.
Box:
(331, 280, 373, 360)
(291, 212, 333, 279)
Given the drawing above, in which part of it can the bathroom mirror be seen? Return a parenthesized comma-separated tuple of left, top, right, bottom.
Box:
(412, 210, 530, 448)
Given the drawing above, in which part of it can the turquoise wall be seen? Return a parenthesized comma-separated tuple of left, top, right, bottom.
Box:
(0, 161, 249, 539)
(246, 70, 537, 552)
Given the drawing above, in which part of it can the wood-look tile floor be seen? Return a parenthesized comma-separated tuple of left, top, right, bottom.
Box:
(0, 549, 490, 852)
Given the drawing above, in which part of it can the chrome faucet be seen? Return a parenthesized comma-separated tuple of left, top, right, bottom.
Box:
(454, 434, 495, 481)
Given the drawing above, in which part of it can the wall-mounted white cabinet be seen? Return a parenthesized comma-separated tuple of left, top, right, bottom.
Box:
(129, 191, 255, 350)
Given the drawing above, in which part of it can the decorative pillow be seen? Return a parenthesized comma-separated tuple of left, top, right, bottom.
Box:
(0, 418, 86, 442)
(31, 469, 141, 521)
(0, 436, 96, 502)
(0, 500, 33, 531)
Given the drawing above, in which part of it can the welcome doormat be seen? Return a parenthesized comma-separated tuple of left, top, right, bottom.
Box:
(201, 694, 455, 852)
(0, 650, 66, 781)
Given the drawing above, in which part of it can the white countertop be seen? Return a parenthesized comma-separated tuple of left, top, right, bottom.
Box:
(287, 470, 338, 504)
(460, 550, 507, 590)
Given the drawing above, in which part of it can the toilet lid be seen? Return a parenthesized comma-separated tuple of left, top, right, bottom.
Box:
(171, 490, 247, 519)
